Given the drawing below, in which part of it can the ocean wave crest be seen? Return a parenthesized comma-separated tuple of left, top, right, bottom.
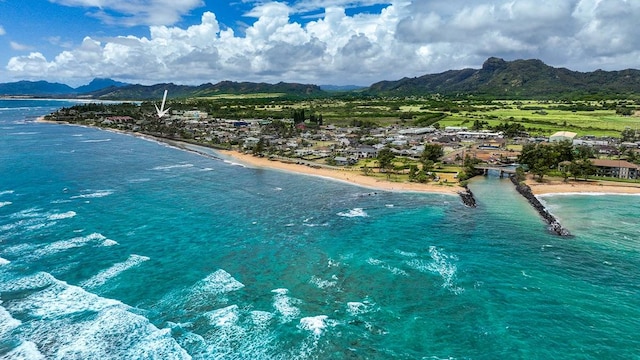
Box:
(48, 211, 76, 220)
(337, 208, 368, 218)
(271, 288, 301, 323)
(81, 254, 150, 289)
(71, 190, 114, 199)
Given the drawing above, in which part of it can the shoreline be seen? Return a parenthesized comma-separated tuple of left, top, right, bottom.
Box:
(35, 117, 640, 196)
(35, 117, 459, 195)
(217, 150, 461, 195)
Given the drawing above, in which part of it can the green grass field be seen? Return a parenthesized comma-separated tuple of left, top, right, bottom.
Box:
(186, 96, 638, 137)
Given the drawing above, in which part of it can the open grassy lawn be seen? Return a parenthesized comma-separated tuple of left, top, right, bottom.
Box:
(430, 101, 638, 137)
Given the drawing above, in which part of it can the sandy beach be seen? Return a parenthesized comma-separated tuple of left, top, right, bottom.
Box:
(218, 150, 461, 195)
(525, 178, 640, 196)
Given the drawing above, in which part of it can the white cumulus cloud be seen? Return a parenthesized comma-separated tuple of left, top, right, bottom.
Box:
(5, 0, 640, 86)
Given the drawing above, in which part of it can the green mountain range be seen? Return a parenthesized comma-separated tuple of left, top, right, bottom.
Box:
(1, 58, 639, 99)
(86, 81, 324, 100)
(366, 57, 640, 98)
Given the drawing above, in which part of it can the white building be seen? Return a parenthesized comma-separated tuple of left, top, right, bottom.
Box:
(549, 131, 577, 142)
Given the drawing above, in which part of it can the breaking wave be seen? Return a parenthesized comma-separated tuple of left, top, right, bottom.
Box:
(81, 254, 150, 289)
(337, 208, 368, 218)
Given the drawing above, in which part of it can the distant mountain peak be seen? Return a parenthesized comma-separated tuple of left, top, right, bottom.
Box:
(482, 57, 507, 72)
(75, 78, 129, 93)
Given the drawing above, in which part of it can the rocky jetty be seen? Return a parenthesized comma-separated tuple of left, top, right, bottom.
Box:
(510, 177, 571, 237)
(458, 185, 477, 208)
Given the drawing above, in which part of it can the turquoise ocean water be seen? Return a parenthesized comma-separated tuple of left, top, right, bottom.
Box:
(1, 99, 639, 359)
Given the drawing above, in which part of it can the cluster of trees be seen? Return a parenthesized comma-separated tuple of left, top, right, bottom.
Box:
(621, 128, 639, 142)
(375, 144, 444, 183)
(518, 141, 595, 181)
(414, 112, 447, 127)
(616, 106, 635, 116)
(292, 109, 323, 125)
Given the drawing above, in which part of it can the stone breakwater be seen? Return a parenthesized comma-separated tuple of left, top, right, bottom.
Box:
(510, 177, 571, 237)
(458, 185, 477, 208)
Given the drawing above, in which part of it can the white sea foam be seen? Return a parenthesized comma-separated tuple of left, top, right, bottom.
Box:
(366, 258, 409, 276)
(26, 221, 58, 231)
(271, 288, 301, 323)
(337, 208, 369, 218)
(205, 305, 240, 327)
(101, 239, 118, 246)
(81, 254, 150, 289)
(395, 249, 418, 258)
(81, 138, 112, 143)
(406, 246, 464, 294)
(128, 178, 151, 183)
(0, 257, 10, 265)
(200, 167, 214, 172)
(152, 163, 194, 171)
(6, 275, 120, 319)
(223, 159, 247, 167)
(0, 201, 12, 208)
(347, 302, 366, 316)
(0, 272, 54, 293)
(309, 275, 338, 289)
(299, 315, 333, 336)
(1, 272, 190, 359)
(197, 269, 245, 295)
(10, 132, 39, 135)
(0, 190, 15, 196)
(50, 199, 72, 204)
(35, 233, 106, 258)
(2, 244, 36, 259)
(70, 190, 114, 199)
(0, 303, 21, 336)
(250, 310, 275, 328)
(346, 301, 377, 316)
(2, 341, 46, 360)
(47, 211, 76, 220)
(9, 207, 42, 219)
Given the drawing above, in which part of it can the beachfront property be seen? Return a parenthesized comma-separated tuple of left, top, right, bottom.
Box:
(591, 159, 640, 179)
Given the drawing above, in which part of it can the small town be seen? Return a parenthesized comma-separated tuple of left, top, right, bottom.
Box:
(46, 101, 640, 183)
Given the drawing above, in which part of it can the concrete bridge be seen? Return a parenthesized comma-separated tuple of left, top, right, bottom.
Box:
(475, 165, 517, 178)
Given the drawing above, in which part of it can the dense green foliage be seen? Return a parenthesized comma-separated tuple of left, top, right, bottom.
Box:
(517, 141, 597, 181)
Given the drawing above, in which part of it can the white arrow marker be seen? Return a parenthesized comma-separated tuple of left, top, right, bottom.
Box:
(155, 89, 170, 118)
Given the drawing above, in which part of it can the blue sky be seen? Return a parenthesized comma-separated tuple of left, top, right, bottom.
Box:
(1, 0, 639, 87)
